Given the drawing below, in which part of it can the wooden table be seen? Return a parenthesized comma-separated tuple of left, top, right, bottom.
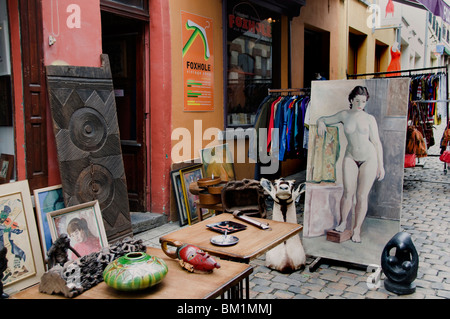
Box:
(159, 213, 303, 263)
(12, 247, 253, 299)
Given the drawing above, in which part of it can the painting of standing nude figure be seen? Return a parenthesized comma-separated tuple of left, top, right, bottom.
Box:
(303, 79, 409, 266)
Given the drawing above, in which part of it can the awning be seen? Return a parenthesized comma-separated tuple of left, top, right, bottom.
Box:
(394, 0, 450, 24)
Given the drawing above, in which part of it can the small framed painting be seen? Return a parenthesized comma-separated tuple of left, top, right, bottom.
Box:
(33, 185, 65, 257)
(180, 164, 210, 225)
(47, 200, 108, 261)
(0, 180, 45, 295)
(199, 143, 235, 182)
(0, 154, 14, 184)
(170, 169, 189, 227)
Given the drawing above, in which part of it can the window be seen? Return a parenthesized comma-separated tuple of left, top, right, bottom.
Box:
(226, 0, 281, 127)
(100, 0, 149, 20)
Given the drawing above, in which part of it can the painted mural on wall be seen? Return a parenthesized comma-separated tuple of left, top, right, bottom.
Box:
(303, 78, 410, 266)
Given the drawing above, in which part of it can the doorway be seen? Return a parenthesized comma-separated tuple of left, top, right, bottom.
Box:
(101, 12, 147, 212)
(304, 27, 330, 88)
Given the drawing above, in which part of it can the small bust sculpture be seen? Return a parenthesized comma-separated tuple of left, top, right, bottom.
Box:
(381, 232, 419, 295)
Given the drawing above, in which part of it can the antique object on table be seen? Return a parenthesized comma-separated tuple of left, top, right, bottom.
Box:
(233, 211, 270, 230)
(222, 179, 266, 217)
(210, 230, 239, 246)
(381, 232, 419, 295)
(161, 239, 220, 273)
(39, 237, 146, 297)
(206, 220, 247, 234)
(260, 178, 306, 272)
(0, 247, 8, 299)
(46, 234, 81, 269)
(103, 252, 168, 291)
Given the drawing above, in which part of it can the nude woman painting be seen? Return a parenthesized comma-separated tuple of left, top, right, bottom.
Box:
(316, 86, 385, 243)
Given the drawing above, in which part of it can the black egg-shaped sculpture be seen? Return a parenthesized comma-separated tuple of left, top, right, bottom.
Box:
(381, 232, 419, 295)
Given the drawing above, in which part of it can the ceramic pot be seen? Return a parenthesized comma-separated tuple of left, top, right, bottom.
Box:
(103, 251, 168, 291)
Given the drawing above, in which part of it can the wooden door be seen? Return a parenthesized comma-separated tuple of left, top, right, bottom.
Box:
(46, 55, 133, 242)
(102, 13, 147, 212)
(19, 0, 48, 190)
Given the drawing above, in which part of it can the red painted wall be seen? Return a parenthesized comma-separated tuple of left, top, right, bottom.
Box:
(39, 0, 171, 214)
(41, 0, 103, 186)
(8, 0, 26, 181)
(41, 0, 103, 67)
(149, 0, 172, 214)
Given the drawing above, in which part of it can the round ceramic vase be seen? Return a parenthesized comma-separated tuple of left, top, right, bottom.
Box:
(103, 252, 168, 291)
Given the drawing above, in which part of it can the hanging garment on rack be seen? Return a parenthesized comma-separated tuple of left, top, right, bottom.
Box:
(409, 72, 443, 124)
(250, 90, 310, 165)
(248, 95, 277, 161)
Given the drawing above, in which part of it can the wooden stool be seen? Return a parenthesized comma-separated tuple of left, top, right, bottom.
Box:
(190, 182, 224, 221)
(195, 200, 224, 222)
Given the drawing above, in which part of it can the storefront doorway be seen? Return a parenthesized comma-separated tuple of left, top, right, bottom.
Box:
(304, 27, 330, 88)
(101, 11, 147, 212)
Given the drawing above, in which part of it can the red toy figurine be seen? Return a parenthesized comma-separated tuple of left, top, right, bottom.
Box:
(161, 240, 220, 273)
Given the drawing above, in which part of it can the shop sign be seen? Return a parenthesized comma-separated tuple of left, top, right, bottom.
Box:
(182, 11, 214, 112)
(228, 13, 272, 39)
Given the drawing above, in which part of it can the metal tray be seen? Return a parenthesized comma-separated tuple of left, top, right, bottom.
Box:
(206, 220, 247, 234)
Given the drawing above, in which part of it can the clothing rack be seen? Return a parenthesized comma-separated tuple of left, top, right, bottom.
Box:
(268, 88, 310, 95)
(346, 66, 447, 79)
(348, 66, 449, 119)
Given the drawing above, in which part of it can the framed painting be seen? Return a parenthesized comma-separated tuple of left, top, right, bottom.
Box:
(303, 78, 409, 267)
(180, 164, 210, 225)
(33, 185, 65, 257)
(0, 153, 14, 184)
(170, 169, 189, 227)
(47, 200, 108, 261)
(0, 180, 45, 295)
(199, 143, 235, 182)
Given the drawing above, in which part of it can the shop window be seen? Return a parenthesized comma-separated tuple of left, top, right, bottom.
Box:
(226, 0, 281, 128)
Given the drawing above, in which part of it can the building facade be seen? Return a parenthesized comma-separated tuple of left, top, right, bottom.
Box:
(1, 0, 412, 227)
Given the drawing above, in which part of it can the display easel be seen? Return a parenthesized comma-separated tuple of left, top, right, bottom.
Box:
(308, 256, 367, 272)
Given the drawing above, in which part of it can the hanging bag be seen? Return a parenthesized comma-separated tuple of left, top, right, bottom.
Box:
(405, 103, 427, 157)
(404, 153, 416, 168)
(439, 121, 450, 164)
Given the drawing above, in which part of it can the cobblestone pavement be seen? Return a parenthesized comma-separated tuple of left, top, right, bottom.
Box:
(136, 123, 450, 299)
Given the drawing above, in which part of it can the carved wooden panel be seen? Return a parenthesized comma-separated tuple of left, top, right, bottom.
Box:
(46, 55, 132, 242)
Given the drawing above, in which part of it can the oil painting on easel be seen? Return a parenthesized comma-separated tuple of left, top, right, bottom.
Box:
(303, 78, 409, 266)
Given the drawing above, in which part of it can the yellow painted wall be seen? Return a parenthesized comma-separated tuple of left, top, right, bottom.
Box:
(167, 0, 396, 184)
(345, 0, 395, 76)
(291, 0, 341, 85)
(169, 0, 224, 163)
